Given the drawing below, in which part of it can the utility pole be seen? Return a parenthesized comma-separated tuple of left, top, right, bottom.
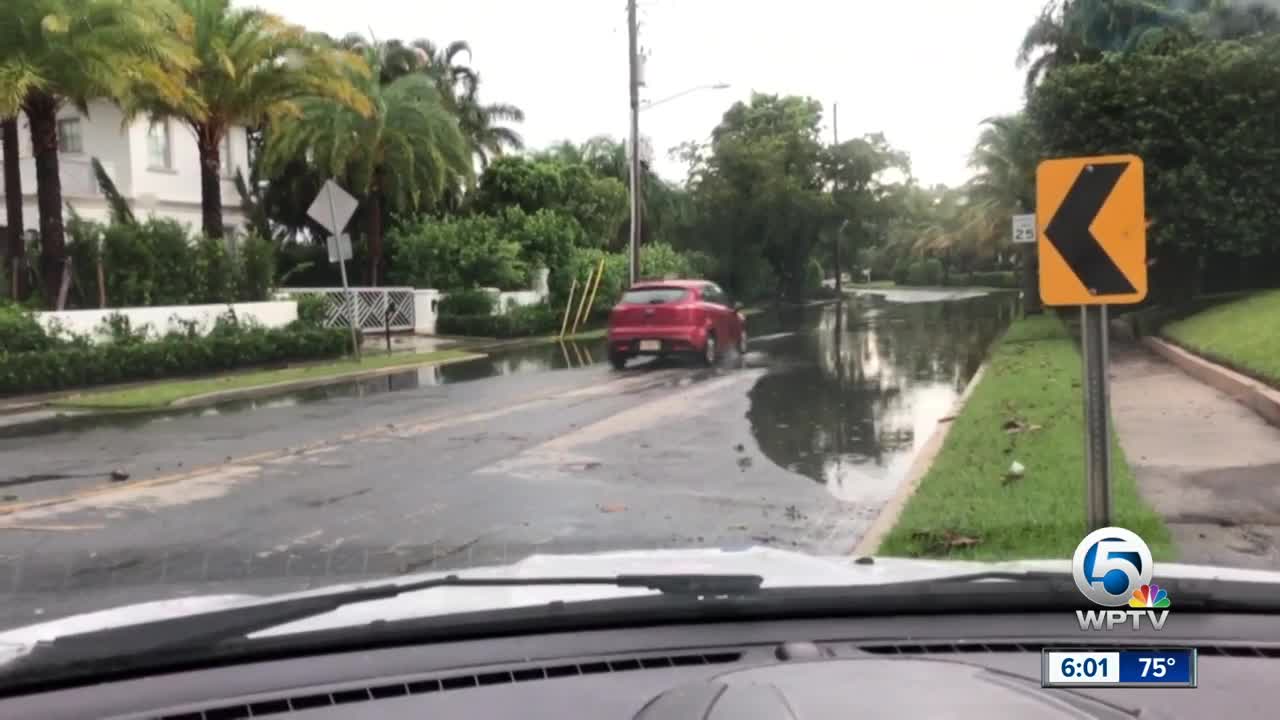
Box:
(627, 0, 641, 286)
(832, 103, 842, 296)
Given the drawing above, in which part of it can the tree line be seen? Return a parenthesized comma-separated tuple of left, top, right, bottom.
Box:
(13, 0, 1269, 314)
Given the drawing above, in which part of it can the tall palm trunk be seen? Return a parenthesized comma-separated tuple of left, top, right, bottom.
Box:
(2, 116, 25, 299)
(365, 180, 384, 286)
(195, 123, 224, 239)
(24, 92, 66, 307)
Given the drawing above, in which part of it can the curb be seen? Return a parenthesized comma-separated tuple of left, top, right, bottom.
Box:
(851, 362, 989, 558)
(1142, 337, 1280, 428)
(167, 352, 487, 408)
(2, 354, 488, 431)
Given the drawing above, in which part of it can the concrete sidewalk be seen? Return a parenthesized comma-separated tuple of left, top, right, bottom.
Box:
(1110, 344, 1280, 569)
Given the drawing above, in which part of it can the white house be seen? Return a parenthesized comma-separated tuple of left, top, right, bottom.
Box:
(0, 100, 250, 235)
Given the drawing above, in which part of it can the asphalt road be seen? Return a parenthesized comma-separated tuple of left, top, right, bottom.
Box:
(0, 295, 1015, 632)
(0, 352, 876, 631)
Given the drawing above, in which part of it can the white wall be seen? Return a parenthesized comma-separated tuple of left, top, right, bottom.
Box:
(36, 301, 297, 344)
(414, 290, 441, 335)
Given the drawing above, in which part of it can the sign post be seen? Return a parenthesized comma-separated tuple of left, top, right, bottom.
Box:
(1036, 155, 1147, 532)
(307, 179, 361, 360)
(1012, 213, 1040, 317)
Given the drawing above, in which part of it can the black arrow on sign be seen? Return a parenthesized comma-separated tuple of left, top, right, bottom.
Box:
(1044, 162, 1136, 296)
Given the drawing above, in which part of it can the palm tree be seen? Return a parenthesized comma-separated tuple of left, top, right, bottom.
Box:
(264, 45, 473, 285)
(0, 0, 193, 305)
(413, 39, 478, 104)
(453, 84, 524, 168)
(1019, 1, 1279, 92)
(967, 115, 1037, 218)
(2, 116, 23, 297)
(137, 0, 371, 239)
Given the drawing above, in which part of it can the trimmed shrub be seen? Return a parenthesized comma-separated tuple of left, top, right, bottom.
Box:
(970, 271, 1018, 289)
(0, 302, 54, 353)
(438, 303, 560, 338)
(0, 323, 347, 396)
(295, 294, 328, 327)
(439, 289, 497, 317)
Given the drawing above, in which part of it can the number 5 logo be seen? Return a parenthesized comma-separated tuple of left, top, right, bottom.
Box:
(1072, 527, 1153, 606)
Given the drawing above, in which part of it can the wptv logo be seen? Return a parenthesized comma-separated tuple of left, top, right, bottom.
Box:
(1072, 527, 1171, 631)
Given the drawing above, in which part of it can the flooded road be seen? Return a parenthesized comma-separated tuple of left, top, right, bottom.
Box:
(0, 291, 1016, 630)
(746, 294, 1017, 503)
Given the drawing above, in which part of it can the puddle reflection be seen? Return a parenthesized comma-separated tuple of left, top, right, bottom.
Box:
(746, 293, 1018, 502)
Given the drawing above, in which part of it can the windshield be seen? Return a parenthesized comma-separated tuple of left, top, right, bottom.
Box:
(619, 288, 689, 304)
(2, 0, 1279, 671)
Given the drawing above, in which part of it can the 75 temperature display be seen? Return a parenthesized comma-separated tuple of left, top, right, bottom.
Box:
(1043, 648, 1197, 688)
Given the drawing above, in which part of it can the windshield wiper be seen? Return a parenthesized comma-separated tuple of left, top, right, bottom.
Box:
(7, 573, 763, 672)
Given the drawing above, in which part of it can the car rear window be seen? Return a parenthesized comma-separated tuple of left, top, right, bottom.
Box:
(621, 288, 688, 304)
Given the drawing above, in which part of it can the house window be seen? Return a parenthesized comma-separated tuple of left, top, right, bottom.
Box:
(147, 120, 172, 169)
(220, 133, 234, 178)
(56, 118, 83, 154)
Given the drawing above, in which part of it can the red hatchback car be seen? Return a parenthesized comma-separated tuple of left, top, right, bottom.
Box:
(606, 280, 747, 369)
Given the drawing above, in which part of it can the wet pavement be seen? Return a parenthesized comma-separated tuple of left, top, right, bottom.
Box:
(0, 291, 1016, 630)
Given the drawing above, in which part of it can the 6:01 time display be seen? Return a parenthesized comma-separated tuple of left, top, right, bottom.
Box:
(1060, 656, 1108, 678)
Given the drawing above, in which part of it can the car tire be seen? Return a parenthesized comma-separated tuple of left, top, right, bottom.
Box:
(609, 352, 628, 370)
(701, 332, 717, 367)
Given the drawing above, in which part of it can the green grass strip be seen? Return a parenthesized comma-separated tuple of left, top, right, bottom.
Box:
(1163, 288, 1280, 387)
(879, 314, 1174, 561)
(52, 349, 481, 410)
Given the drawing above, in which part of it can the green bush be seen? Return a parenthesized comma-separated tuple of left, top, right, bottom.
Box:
(193, 234, 238, 304)
(551, 248, 629, 315)
(440, 289, 497, 316)
(970, 271, 1018, 289)
(0, 323, 347, 396)
(0, 302, 54, 353)
(806, 257, 825, 290)
(891, 257, 912, 285)
(946, 272, 972, 288)
(640, 242, 695, 280)
(438, 303, 560, 338)
(388, 215, 526, 291)
(238, 234, 277, 302)
(921, 258, 944, 285)
(500, 207, 582, 279)
(905, 261, 928, 286)
(294, 294, 328, 327)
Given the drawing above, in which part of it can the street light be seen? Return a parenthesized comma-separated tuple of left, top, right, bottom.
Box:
(640, 83, 731, 111)
(628, 82, 730, 286)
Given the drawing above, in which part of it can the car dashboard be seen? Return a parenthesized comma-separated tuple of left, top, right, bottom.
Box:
(2, 612, 1277, 719)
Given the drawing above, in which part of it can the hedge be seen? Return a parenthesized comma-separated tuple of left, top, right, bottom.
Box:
(969, 271, 1018, 289)
(0, 324, 348, 396)
(438, 303, 561, 339)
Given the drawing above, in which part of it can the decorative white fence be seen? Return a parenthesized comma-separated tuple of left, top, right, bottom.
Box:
(278, 287, 416, 333)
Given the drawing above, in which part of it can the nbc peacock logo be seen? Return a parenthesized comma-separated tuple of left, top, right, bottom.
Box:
(1128, 583, 1171, 609)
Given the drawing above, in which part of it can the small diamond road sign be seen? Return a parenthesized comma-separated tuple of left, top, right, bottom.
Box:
(307, 179, 358, 236)
(326, 234, 352, 264)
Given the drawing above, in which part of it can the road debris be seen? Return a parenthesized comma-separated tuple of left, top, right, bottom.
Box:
(913, 529, 982, 554)
(109, 469, 130, 482)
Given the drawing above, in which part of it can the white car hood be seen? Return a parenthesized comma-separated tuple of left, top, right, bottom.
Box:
(2, 546, 1278, 667)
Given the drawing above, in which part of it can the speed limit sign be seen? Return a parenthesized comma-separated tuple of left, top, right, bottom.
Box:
(1012, 213, 1037, 244)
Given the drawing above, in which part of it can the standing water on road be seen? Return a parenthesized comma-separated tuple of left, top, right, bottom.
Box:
(746, 292, 1018, 502)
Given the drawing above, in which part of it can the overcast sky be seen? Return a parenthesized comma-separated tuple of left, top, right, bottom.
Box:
(242, 0, 1047, 187)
